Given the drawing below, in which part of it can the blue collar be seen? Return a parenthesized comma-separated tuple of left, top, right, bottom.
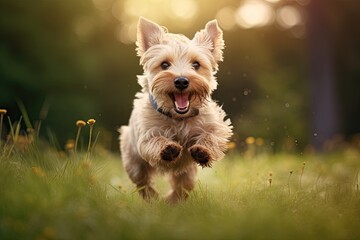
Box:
(149, 93, 172, 117)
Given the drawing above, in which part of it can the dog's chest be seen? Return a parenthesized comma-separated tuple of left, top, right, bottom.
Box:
(161, 118, 202, 145)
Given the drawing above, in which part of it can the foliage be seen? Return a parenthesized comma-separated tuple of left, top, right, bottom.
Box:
(1, 136, 360, 239)
(0, 0, 139, 147)
(1, 0, 360, 236)
(1, 0, 360, 151)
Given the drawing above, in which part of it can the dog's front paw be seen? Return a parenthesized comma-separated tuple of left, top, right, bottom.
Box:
(161, 143, 181, 162)
(189, 145, 212, 167)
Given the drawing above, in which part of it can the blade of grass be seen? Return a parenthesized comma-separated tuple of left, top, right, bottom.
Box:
(90, 131, 101, 155)
(36, 97, 52, 138)
(6, 116, 23, 156)
(46, 127, 61, 151)
(16, 98, 33, 130)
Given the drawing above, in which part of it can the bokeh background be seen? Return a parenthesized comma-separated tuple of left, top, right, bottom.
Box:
(1, 0, 359, 153)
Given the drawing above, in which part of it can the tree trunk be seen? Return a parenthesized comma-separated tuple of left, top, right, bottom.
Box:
(307, 0, 340, 151)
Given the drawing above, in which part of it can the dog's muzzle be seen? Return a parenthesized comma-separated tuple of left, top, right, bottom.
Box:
(172, 77, 190, 114)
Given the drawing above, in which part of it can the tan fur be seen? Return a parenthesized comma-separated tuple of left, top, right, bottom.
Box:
(119, 17, 233, 203)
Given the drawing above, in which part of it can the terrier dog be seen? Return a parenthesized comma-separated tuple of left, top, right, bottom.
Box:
(119, 17, 233, 203)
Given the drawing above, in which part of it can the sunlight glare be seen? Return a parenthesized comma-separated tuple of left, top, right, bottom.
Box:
(123, 0, 150, 18)
(170, 0, 198, 20)
(216, 7, 236, 31)
(264, 0, 281, 3)
(235, 0, 274, 28)
(277, 6, 302, 29)
(115, 21, 137, 44)
(113, 0, 199, 44)
(111, 0, 123, 21)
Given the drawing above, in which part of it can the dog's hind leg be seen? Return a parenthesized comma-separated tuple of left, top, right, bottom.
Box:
(126, 159, 158, 200)
(166, 164, 197, 203)
(123, 153, 158, 200)
(120, 126, 158, 200)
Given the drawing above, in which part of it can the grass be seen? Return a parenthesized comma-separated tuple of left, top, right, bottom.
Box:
(1, 142, 360, 240)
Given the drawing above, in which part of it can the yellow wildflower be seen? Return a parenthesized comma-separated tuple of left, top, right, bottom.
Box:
(87, 119, 96, 126)
(76, 120, 86, 127)
(32, 167, 46, 177)
(245, 136, 255, 145)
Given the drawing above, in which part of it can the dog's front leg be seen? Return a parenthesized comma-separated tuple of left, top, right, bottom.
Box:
(138, 136, 183, 166)
(189, 133, 228, 167)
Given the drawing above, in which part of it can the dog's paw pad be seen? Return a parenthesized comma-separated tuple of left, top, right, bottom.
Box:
(161, 144, 181, 161)
(190, 146, 211, 167)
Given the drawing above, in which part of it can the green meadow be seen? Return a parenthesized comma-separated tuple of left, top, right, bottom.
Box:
(1, 125, 359, 240)
(1, 1, 360, 239)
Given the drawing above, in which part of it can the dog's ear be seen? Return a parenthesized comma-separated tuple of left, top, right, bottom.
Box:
(193, 20, 224, 63)
(136, 17, 165, 56)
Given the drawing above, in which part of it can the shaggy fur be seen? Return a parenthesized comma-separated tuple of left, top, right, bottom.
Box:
(119, 17, 233, 203)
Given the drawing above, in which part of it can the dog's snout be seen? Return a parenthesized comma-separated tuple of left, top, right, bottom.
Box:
(174, 77, 189, 90)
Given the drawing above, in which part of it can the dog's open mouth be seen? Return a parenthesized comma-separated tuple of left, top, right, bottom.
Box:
(171, 92, 190, 114)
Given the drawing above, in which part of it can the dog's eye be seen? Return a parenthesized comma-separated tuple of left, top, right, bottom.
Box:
(192, 61, 200, 70)
(160, 61, 171, 70)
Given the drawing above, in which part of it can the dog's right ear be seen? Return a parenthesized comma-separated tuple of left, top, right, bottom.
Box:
(136, 17, 165, 56)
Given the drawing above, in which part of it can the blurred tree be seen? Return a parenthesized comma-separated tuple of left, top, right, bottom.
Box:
(0, 0, 359, 152)
(306, 0, 339, 150)
(0, 0, 101, 140)
(332, 0, 360, 139)
(217, 26, 309, 152)
(0, 0, 138, 148)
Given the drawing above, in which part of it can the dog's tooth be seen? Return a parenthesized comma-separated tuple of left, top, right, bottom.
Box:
(174, 101, 189, 112)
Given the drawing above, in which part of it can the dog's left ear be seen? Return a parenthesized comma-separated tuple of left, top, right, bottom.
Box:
(193, 20, 224, 63)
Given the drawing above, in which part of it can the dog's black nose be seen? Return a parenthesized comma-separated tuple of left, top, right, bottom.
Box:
(174, 77, 189, 90)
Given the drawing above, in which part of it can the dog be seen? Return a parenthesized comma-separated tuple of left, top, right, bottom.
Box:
(119, 17, 233, 203)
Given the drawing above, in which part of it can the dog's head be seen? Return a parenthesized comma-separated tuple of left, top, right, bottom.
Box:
(136, 17, 224, 119)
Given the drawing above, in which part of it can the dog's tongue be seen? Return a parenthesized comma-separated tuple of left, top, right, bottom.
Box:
(174, 92, 190, 113)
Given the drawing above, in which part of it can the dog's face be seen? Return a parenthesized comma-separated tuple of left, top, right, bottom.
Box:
(136, 17, 224, 119)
